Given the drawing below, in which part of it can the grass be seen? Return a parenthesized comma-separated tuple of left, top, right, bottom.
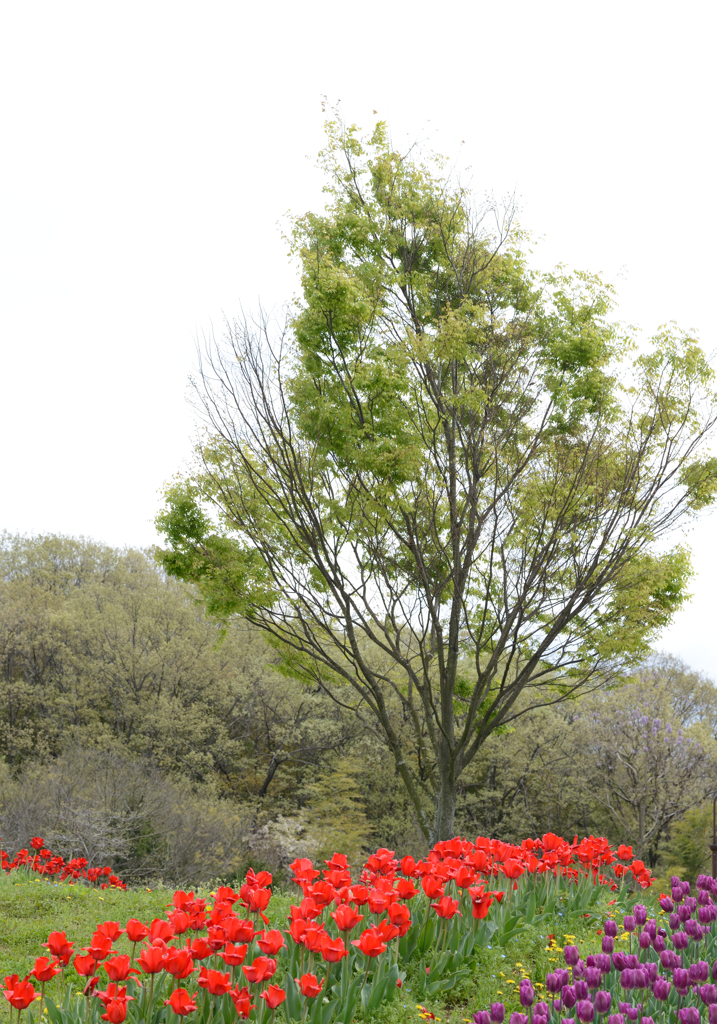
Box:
(0, 872, 657, 1024)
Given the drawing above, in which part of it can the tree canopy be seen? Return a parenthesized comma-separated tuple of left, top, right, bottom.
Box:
(156, 115, 717, 842)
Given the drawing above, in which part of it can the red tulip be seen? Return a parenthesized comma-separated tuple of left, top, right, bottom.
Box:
(31, 957, 62, 983)
(431, 896, 460, 919)
(219, 944, 248, 967)
(350, 885, 370, 905)
(44, 931, 74, 965)
(395, 878, 418, 900)
(165, 989, 198, 1016)
(198, 968, 232, 996)
(96, 922, 124, 942)
(421, 876, 444, 899)
(260, 985, 286, 1009)
(242, 957, 277, 984)
(125, 919, 150, 944)
(101, 998, 129, 1023)
(167, 910, 190, 934)
(376, 918, 400, 942)
(186, 938, 213, 960)
(102, 956, 139, 983)
(137, 946, 166, 974)
(501, 860, 524, 880)
(351, 927, 387, 958)
(74, 954, 98, 977)
(302, 925, 328, 954)
(230, 986, 256, 1019)
(288, 918, 308, 944)
(332, 904, 364, 931)
(3, 976, 38, 1010)
(296, 973, 323, 998)
(149, 919, 174, 943)
(367, 891, 390, 915)
(320, 935, 348, 962)
(224, 918, 255, 943)
(454, 865, 476, 888)
(257, 930, 286, 955)
(85, 933, 114, 961)
(388, 903, 411, 933)
(160, 948, 191, 980)
(94, 984, 133, 1008)
(298, 897, 323, 920)
(246, 888, 271, 913)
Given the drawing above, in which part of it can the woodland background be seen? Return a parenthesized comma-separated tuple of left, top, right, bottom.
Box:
(2, 532, 715, 888)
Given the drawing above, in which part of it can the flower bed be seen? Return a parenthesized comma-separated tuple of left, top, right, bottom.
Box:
(1, 837, 126, 889)
(1, 833, 653, 1024)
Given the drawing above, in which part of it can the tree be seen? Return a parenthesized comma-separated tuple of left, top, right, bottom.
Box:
(573, 656, 717, 862)
(156, 114, 717, 843)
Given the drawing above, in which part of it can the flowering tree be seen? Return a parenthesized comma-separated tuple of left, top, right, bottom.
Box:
(574, 657, 717, 862)
(156, 114, 717, 843)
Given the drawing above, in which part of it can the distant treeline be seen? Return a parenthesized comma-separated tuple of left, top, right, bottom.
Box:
(1, 533, 715, 886)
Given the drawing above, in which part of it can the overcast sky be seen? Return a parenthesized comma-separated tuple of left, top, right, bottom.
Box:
(2, 0, 715, 676)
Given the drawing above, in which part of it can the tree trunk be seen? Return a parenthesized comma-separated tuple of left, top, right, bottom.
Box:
(432, 772, 457, 843)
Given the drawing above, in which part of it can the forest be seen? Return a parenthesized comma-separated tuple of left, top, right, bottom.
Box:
(2, 531, 715, 889)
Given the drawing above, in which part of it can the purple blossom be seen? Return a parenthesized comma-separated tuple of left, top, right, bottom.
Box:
(594, 991, 612, 1014)
(577, 1000, 595, 1023)
(490, 1004, 505, 1023)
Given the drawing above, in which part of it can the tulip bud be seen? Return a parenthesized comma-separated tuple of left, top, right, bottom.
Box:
(490, 1004, 505, 1024)
(678, 1009, 700, 1024)
(594, 991, 612, 1015)
(519, 980, 534, 1008)
(546, 974, 562, 995)
(623, 916, 636, 933)
(565, 946, 580, 966)
(561, 986, 577, 1010)
(709, 1006, 717, 1024)
(474, 1013, 491, 1024)
(604, 920, 618, 938)
(634, 905, 647, 926)
(638, 932, 651, 950)
(653, 936, 666, 954)
(660, 897, 674, 913)
(608, 1016, 626, 1024)
(577, 1001, 595, 1024)
(574, 981, 588, 1001)
(602, 936, 614, 954)
(652, 978, 671, 1001)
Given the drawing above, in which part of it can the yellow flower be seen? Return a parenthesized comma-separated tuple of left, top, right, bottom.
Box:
(620, 933, 630, 941)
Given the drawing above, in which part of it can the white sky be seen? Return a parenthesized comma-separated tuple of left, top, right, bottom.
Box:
(1, 0, 715, 676)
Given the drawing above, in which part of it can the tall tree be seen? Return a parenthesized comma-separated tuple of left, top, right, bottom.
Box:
(156, 115, 717, 842)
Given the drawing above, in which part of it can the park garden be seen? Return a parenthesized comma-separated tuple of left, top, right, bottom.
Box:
(4, 114, 717, 1024)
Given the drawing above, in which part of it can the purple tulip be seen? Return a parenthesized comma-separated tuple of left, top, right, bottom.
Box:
(558, 969, 571, 988)
(673, 931, 690, 950)
(670, 913, 681, 930)
(699, 890, 713, 905)
(626, 955, 639, 969)
(695, 961, 711, 982)
(608, 1016, 626, 1024)
(653, 935, 666, 954)
(709, 1007, 717, 1024)
(562, 986, 577, 1010)
(604, 921, 618, 938)
(644, 920, 657, 939)
(645, 963, 658, 983)
(633, 969, 648, 989)
(713, 959, 717, 981)
(575, 981, 588, 1001)
(672, 887, 684, 904)
(638, 931, 651, 950)
(620, 970, 635, 990)
(660, 897, 675, 913)
(613, 952, 629, 972)
(535, 1003, 549, 1017)
(634, 905, 647, 926)
(678, 1009, 700, 1024)
(623, 916, 636, 933)
(641, 1018, 655, 1024)
(595, 991, 612, 1014)
(597, 954, 611, 974)
(683, 881, 692, 896)
(519, 980, 535, 1008)
(510, 1015, 528, 1024)
(602, 936, 615, 954)
(685, 919, 703, 938)
(673, 968, 690, 993)
(565, 946, 580, 967)
(574, 960, 587, 980)
(473, 1014, 491, 1024)
(533, 1016, 548, 1024)
(701, 985, 717, 1006)
(577, 1000, 595, 1023)
(546, 974, 562, 995)
(586, 968, 602, 990)
(686, 896, 698, 912)
(671, 875, 682, 886)
(652, 978, 671, 1001)
(624, 1008, 640, 1022)
(490, 1004, 505, 1023)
